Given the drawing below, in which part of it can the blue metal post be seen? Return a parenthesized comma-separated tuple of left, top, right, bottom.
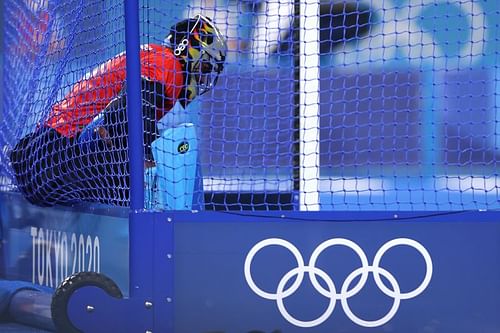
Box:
(124, 0, 144, 211)
(125, 0, 154, 303)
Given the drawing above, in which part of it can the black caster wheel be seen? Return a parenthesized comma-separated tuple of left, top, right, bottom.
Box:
(51, 271, 123, 333)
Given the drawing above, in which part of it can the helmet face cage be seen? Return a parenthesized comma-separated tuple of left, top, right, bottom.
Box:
(165, 14, 227, 96)
(191, 52, 220, 95)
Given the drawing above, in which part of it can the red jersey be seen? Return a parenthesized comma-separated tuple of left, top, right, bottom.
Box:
(45, 44, 184, 137)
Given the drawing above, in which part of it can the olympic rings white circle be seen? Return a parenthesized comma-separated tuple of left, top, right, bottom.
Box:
(372, 238, 433, 300)
(276, 266, 337, 328)
(309, 238, 369, 299)
(244, 237, 432, 328)
(341, 266, 401, 327)
(244, 238, 305, 300)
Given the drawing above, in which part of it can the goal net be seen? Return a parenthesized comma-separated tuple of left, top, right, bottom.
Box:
(1, 0, 498, 211)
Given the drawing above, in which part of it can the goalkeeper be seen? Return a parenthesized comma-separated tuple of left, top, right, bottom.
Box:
(9, 14, 227, 207)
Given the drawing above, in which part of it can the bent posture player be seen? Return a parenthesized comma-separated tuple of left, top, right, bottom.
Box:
(10, 14, 227, 207)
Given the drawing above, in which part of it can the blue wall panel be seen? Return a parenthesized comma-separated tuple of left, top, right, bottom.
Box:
(170, 211, 500, 332)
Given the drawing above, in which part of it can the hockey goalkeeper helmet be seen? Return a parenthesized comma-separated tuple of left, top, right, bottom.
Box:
(165, 14, 227, 98)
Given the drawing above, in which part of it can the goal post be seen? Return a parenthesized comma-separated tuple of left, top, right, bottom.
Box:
(299, 0, 320, 210)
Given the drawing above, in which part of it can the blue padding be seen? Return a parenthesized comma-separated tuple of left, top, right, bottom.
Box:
(144, 158, 204, 211)
(149, 123, 200, 210)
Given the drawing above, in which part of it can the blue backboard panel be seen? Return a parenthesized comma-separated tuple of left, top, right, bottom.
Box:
(170, 211, 500, 333)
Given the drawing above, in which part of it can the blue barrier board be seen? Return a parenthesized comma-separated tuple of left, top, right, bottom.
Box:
(0, 192, 129, 295)
(1, 198, 499, 333)
(168, 211, 500, 333)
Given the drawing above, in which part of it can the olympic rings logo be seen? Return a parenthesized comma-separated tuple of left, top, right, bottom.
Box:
(244, 238, 432, 328)
(174, 38, 189, 56)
